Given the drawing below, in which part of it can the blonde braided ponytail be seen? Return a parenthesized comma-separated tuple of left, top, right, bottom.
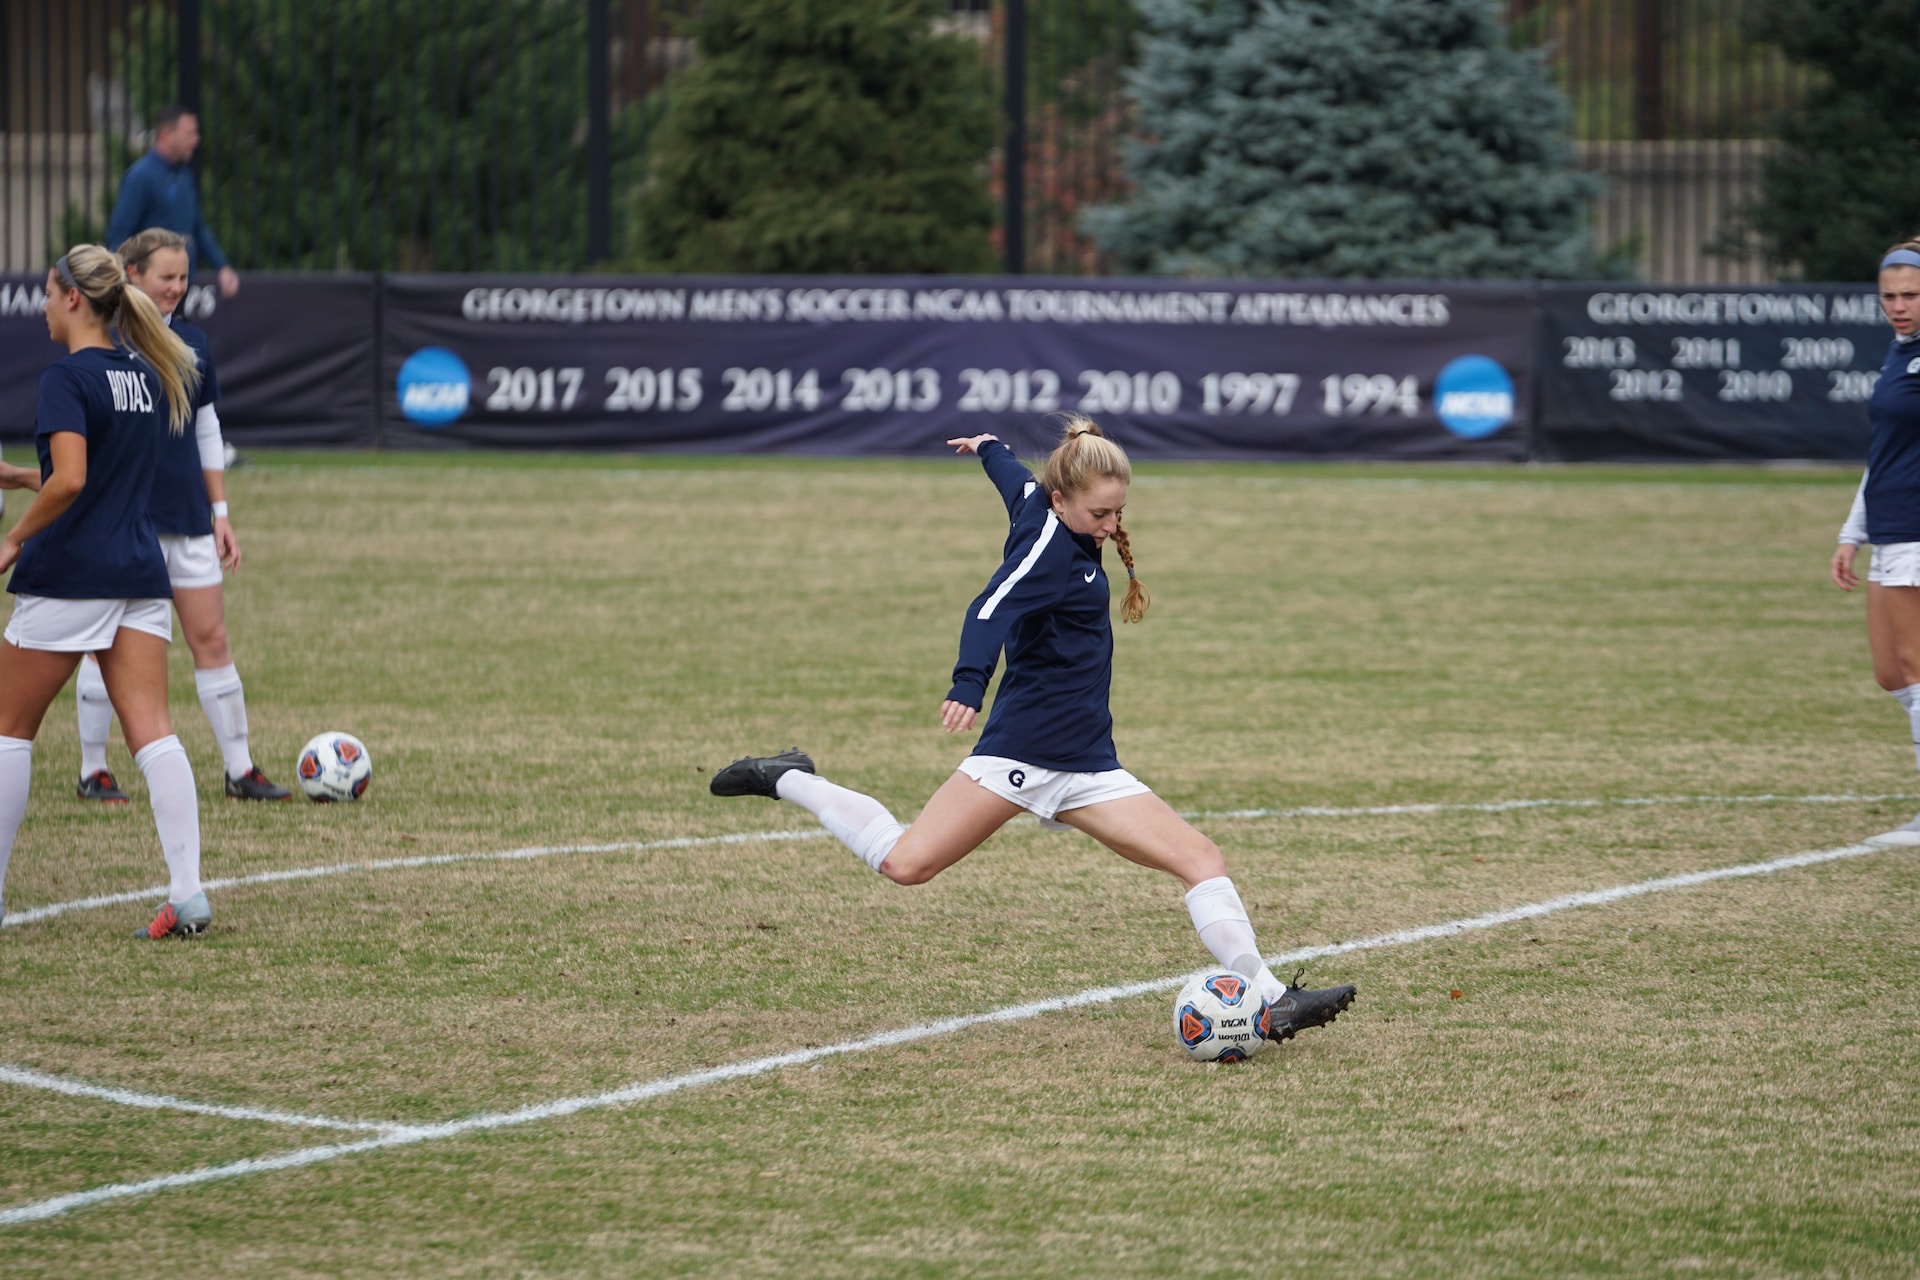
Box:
(1039, 414, 1150, 623)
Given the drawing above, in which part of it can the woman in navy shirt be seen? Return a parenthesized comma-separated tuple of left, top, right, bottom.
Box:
(69, 229, 290, 806)
(0, 243, 211, 938)
(1833, 241, 1920, 845)
(711, 417, 1356, 1045)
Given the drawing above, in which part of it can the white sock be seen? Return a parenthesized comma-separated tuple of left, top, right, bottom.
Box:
(1185, 875, 1285, 1003)
(0, 736, 32, 909)
(135, 735, 201, 902)
(75, 656, 114, 778)
(774, 770, 906, 873)
(1897, 684, 1920, 770)
(194, 663, 253, 779)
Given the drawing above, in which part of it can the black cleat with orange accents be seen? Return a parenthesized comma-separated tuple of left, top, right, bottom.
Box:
(226, 766, 294, 801)
(1260, 970, 1357, 1044)
(709, 749, 815, 799)
(77, 770, 131, 804)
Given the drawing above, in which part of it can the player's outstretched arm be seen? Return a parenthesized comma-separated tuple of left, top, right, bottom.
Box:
(950, 436, 1035, 514)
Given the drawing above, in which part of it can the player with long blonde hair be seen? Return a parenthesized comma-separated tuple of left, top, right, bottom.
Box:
(712, 415, 1356, 1044)
(0, 244, 211, 936)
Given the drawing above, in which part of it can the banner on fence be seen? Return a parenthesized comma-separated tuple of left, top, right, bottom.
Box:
(2, 272, 1895, 464)
(0, 273, 377, 447)
(1533, 284, 1884, 461)
(379, 275, 1536, 460)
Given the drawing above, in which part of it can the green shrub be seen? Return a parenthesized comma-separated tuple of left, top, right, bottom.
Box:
(626, 0, 996, 273)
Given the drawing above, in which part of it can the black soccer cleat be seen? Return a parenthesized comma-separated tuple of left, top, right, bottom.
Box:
(226, 766, 294, 801)
(77, 770, 131, 804)
(1261, 969, 1357, 1044)
(709, 749, 815, 799)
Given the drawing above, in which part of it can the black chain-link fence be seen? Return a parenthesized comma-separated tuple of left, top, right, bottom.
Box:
(1, 0, 1813, 280)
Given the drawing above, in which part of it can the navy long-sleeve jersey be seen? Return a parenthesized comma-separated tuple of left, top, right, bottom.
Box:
(1866, 334, 1920, 545)
(945, 440, 1121, 772)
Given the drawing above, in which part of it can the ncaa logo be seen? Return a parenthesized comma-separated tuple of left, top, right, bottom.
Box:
(1433, 355, 1516, 440)
(1907, 356, 1920, 375)
(1008, 769, 1026, 789)
(397, 347, 471, 426)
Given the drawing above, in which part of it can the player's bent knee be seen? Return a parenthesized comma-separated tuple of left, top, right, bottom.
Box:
(873, 832, 950, 886)
(877, 849, 943, 886)
(1180, 837, 1229, 886)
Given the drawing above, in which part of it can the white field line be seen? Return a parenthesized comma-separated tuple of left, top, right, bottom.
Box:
(0, 828, 832, 929)
(4, 792, 1912, 933)
(0, 1065, 417, 1136)
(1186, 792, 1920, 821)
(0, 836, 1898, 1228)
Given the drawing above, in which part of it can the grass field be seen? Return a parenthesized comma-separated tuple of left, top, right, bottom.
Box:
(2, 451, 1917, 1277)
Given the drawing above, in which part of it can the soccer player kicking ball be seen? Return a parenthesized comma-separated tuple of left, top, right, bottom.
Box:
(712, 417, 1355, 1047)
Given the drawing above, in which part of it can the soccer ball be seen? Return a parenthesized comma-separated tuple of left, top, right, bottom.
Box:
(1172, 969, 1269, 1063)
(297, 732, 371, 802)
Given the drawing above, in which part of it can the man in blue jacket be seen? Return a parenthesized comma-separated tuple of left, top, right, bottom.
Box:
(106, 106, 241, 299)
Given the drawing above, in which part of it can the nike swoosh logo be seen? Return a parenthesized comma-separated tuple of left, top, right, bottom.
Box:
(1083, 572, 1097, 582)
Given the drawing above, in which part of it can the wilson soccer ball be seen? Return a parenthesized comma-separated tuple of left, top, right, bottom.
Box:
(297, 732, 371, 802)
(1173, 969, 1269, 1063)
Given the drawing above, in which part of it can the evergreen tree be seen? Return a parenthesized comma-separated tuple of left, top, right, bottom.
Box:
(1083, 0, 1601, 279)
(628, 0, 997, 273)
(1737, 0, 1920, 280)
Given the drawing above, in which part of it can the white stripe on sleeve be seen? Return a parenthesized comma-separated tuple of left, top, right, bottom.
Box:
(195, 404, 226, 472)
(1839, 470, 1868, 545)
(977, 512, 1060, 620)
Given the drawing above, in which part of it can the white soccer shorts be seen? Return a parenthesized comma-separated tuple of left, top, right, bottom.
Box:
(158, 533, 224, 589)
(4, 595, 172, 652)
(958, 754, 1151, 828)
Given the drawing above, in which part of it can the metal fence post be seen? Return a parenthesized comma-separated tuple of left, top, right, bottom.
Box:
(1003, 0, 1026, 275)
(1633, 0, 1662, 140)
(587, 0, 611, 265)
(370, 271, 386, 450)
(179, 0, 202, 111)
